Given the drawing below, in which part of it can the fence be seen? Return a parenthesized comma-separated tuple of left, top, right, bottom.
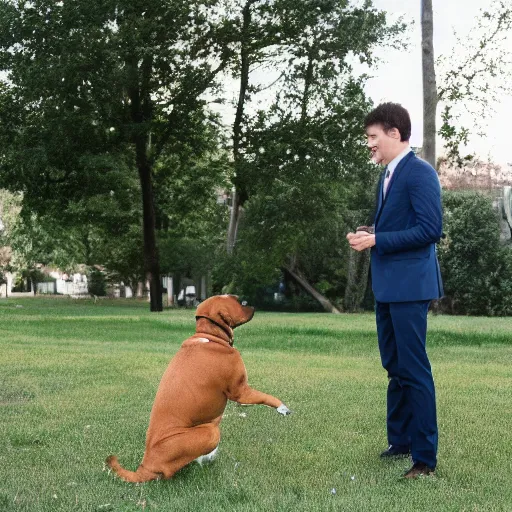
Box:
(36, 280, 88, 296)
(37, 282, 56, 295)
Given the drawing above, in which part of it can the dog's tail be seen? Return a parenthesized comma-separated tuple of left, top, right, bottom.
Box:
(105, 455, 161, 483)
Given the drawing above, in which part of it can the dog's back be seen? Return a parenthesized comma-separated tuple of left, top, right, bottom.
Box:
(146, 337, 239, 435)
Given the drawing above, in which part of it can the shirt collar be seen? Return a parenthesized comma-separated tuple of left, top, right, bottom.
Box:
(387, 146, 412, 175)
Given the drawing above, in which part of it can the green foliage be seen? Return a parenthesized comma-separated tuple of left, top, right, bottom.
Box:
(0, 0, 238, 310)
(154, 117, 232, 280)
(223, 50, 383, 307)
(436, 0, 512, 166)
(438, 191, 512, 316)
(220, 0, 403, 307)
(29, 268, 55, 286)
(0, 0, 404, 310)
(0, 178, 145, 283)
(87, 268, 107, 297)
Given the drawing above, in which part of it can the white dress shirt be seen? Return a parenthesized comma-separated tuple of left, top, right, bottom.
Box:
(383, 146, 412, 197)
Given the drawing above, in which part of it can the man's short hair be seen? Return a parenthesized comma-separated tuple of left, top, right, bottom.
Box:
(364, 102, 411, 142)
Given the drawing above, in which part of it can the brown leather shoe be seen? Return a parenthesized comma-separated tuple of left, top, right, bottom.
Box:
(402, 462, 435, 479)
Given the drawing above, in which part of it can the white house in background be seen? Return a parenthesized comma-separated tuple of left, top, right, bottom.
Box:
(41, 271, 89, 296)
(0, 244, 12, 297)
(0, 272, 13, 298)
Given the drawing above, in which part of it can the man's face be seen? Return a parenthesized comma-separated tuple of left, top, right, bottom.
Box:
(366, 124, 400, 165)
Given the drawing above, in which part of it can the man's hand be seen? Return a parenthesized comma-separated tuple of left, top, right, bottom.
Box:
(346, 231, 376, 252)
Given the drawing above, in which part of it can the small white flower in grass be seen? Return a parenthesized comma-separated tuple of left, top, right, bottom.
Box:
(52, 494, 58, 499)
(239, 412, 247, 418)
(331, 488, 337, 495)
(351, 475, 356, 481)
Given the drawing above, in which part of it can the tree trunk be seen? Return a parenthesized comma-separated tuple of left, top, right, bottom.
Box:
(421, 0, 437, 168)
(227, 188, 243, 254)
(284, 265, 341, 314)
(137, 153, 163, 312)
(344, 248, 370, 311)
(127, 53, 162, 312)
(227, 0, 254, 254)
(300, 52, 314, 125)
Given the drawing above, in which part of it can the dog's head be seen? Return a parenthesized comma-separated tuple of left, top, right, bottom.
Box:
(195, 295, 255, 344)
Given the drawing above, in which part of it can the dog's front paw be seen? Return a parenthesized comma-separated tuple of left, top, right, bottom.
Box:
(276, 403, 292, 416)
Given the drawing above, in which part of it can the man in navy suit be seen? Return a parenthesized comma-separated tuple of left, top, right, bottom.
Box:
(347, 103, 443, 479)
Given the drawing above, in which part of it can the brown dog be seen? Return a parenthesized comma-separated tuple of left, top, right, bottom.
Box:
(106, 294, 290, 482)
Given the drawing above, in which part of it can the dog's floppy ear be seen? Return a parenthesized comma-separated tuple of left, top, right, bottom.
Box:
(196, 297, 233, 326)
(217, 308, 233, 328)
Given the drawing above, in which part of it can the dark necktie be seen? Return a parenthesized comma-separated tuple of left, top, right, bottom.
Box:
(383, 166, 391, 198)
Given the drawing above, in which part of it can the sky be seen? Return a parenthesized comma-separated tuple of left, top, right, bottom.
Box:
(353, 0, 512, 167)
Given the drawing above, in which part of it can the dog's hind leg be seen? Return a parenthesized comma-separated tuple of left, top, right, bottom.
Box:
(194, 415, 222, 465)
(144, 422, 221, 479)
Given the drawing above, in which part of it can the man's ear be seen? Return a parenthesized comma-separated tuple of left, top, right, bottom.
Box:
(389, 127, 401, 140)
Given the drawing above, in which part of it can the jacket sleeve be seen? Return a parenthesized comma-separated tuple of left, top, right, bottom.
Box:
(375, 163, 443, 254)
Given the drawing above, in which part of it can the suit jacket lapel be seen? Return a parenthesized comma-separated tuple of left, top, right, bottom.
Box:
(374, 170, 385, 221)
(374, 151, 415, 227)
(384, 151, 414, 199)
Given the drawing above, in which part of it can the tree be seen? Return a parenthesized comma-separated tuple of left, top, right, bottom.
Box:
(0, 0, 408, 311)
(0, 173, 145, 287)
(421, 0, 436, 168)
(224, 0, 406, 254)
(0, 0, 234, 311)
(154, 115, 232, 286)
(0, 189, 18, 276)
(420, 0, 512, 168)
(438, 1, 512, 166)
(220, 2, 405, 311)
(438, 191, 512, 316)
(0, 98, 230, 295)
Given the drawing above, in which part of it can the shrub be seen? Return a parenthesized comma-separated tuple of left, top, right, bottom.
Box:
(87, 268, 107, 297)
(437, 191, 512, 316)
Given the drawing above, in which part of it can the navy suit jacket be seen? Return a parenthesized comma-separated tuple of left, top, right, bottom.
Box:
(371, 151, 444, 303)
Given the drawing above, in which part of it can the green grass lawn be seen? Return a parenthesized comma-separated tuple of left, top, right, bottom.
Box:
(1, 297, 511, 512)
